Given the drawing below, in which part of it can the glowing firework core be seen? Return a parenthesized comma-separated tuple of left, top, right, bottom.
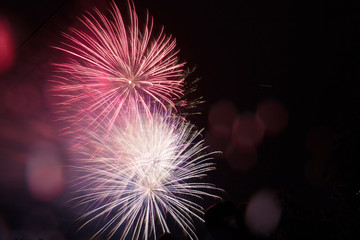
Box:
(51, 1, 221, 240)
(73, 112, 220, 240)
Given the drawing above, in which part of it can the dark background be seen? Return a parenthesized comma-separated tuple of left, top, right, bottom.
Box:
(0, 0, 359, 239)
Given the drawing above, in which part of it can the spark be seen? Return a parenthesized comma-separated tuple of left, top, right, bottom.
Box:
(51, 1, 185, 131)
(71, 109, 221, 240)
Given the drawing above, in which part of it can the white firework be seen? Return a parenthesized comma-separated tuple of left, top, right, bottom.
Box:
(71, 110, 221, 240)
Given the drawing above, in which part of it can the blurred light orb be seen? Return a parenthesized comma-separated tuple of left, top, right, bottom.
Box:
(26, 141, 64, 201)
(256, 100, 288, 136)
(231, 114, 264, 152)
(245, 190, 281, 236)
(208, 101, 238, 139)
(0, 18, 15, 74)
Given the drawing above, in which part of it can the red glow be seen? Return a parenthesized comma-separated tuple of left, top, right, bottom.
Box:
(0, 19, 15, 74)
(256, 100, 288, 136)
(27, 164, 64, 201)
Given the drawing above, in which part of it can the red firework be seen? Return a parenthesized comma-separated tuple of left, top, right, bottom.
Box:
(51, 1, 185, 130)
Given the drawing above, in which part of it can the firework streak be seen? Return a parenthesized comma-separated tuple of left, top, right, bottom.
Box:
(72, 110, 220, 239)
(51, 1, 185, 131)
(51, 1, 221, 239)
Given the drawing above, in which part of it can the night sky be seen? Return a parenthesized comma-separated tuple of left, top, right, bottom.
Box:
(0, 0, 359, 239)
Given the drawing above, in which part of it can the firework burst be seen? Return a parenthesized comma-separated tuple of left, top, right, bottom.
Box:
(51, 1, 185, 130)
(71, 109, 221, 240)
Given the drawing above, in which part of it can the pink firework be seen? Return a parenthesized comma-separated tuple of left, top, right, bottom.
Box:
(51, 1, 185, 130)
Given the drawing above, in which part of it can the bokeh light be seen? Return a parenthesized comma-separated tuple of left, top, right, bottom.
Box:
(256, 100, 288, 136)
(231, 114, 265, 151)
(0, 18, 15, 74)
(208, 101, 238, 140)
(25, 141, 64, 202)
(245, 190, 281, 237)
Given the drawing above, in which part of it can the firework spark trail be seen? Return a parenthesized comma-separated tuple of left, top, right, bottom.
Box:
(49, 1, 222, 238)
(70, 110, 221, 240)
(51, 1, 185, 131)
